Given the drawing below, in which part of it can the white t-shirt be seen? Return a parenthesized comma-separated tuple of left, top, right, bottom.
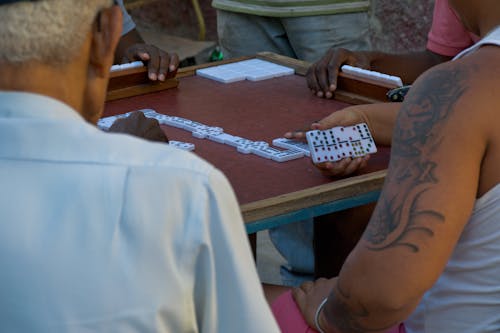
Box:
(0, 92, 280, 333)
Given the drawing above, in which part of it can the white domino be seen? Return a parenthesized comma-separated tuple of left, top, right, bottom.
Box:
(192, 126, 224, 139)
(169, 140, 195, 151)
(237, 141, 269, 154)
(196, 59, 294, 83)
(306, 123, 377, 164)
(271, 149, 305, 162)
(341, 65, 403, 88)
(207, 132, 237, 144)
(223, 136, 249, 147)
(272, 138, 311, 157)
(110, 61, 144, 72)
(162, 116, 191, 129)
(250, 146, 283, 159)
(195, 67, 247, 83)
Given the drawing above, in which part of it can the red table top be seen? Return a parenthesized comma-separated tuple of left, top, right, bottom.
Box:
(105, 74, 390, 205)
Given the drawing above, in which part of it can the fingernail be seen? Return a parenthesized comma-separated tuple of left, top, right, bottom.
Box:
(330, 84, 336, 91)
(169, 65, 176, 71)
(158, 74, 165, 81)
(149, 73, 157, 80)
(317, 91, 324, 97)
(326, 92, 333, 99)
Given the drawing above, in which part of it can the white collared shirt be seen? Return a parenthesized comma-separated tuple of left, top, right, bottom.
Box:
(0, 92, 280, 333)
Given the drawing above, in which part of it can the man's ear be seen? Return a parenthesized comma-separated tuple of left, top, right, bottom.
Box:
(89, 5, 123, 78)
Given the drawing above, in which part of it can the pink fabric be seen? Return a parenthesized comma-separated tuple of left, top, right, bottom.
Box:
(426, 0, 480, 57)
(272, 291, 317, 333)
(271, 290, 405, 333)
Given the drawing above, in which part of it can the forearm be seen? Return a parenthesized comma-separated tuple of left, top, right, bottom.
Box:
(354, 103, 401, 146)
(319, 279, 418, 333)
(114, 29, 145, 64)
(359, 50, 452, 84)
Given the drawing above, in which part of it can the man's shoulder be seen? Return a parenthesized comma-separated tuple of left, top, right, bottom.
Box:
(90, 128, 217, 177)
(404, 49, 499, 128)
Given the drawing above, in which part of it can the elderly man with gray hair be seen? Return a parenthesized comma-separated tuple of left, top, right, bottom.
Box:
(0, 1, 280, 332)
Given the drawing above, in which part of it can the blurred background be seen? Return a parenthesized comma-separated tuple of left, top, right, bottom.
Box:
(124, 0, 435, 66)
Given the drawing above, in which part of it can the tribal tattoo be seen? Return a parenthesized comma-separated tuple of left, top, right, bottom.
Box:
(364, 66, 469, 252)
(324, 65, 472, 333)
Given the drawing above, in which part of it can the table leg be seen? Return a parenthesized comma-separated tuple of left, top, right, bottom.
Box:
(248, 232, 257, 261)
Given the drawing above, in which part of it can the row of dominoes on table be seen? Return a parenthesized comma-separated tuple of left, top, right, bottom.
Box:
(98, 109, 310, 163)
(98, 109, 378, 164)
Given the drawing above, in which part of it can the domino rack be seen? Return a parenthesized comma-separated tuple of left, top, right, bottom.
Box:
(106, 62, 179, 101)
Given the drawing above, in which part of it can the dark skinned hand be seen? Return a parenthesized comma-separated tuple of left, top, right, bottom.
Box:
(108, 111, 169, 143)
(307, 48, 371, 99)
(122, 43, 179, 82)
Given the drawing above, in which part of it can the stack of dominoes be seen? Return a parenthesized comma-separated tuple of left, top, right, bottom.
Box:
(196, 59, 295, 83)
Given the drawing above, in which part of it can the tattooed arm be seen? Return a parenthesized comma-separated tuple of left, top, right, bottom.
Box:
(295, 50, 498, 332)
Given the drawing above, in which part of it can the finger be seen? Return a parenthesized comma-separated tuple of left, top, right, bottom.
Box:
(311, 113, 344, 130)
(340, 157, 366, 176)
(359, 155, 370, 169)
(284, 131, 307, 139)
(157, 50, 169, 81)
(137, 51, 150, 61)
(168, 52, 180, 74)
(291, 286, 306, 302)
(314, 52, 334, 98)
(124, 45, 149, 62)
(300, 281, 315, 293)
(325, 49, 349, 94)
(145, 47, 160, 81)
(320, 159, 352, 177)
(306, 64, 321, 96)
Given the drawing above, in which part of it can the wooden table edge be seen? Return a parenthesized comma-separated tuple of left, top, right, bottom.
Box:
(241, 169, 387, 224)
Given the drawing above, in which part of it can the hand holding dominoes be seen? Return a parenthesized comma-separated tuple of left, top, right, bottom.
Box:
(305, 123, 377, 176)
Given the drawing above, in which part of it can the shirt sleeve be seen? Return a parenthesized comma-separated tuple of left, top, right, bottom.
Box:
(426, 0, 477, 57)
(193, 168, 281, 333)
(116, 0, 136, 36)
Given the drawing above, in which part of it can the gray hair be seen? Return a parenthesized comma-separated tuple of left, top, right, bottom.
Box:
(0, 0, 113, 65)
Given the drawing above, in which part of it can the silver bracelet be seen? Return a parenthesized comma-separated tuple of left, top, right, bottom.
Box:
(314, 297, 329, 333)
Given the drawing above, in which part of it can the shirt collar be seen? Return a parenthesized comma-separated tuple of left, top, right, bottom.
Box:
(0, 91, 84, 122)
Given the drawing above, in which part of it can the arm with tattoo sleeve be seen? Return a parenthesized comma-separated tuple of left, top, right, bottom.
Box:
(318, 59, 487, 332)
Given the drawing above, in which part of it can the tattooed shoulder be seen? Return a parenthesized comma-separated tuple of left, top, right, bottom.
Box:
(363, 64, 472, 252)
